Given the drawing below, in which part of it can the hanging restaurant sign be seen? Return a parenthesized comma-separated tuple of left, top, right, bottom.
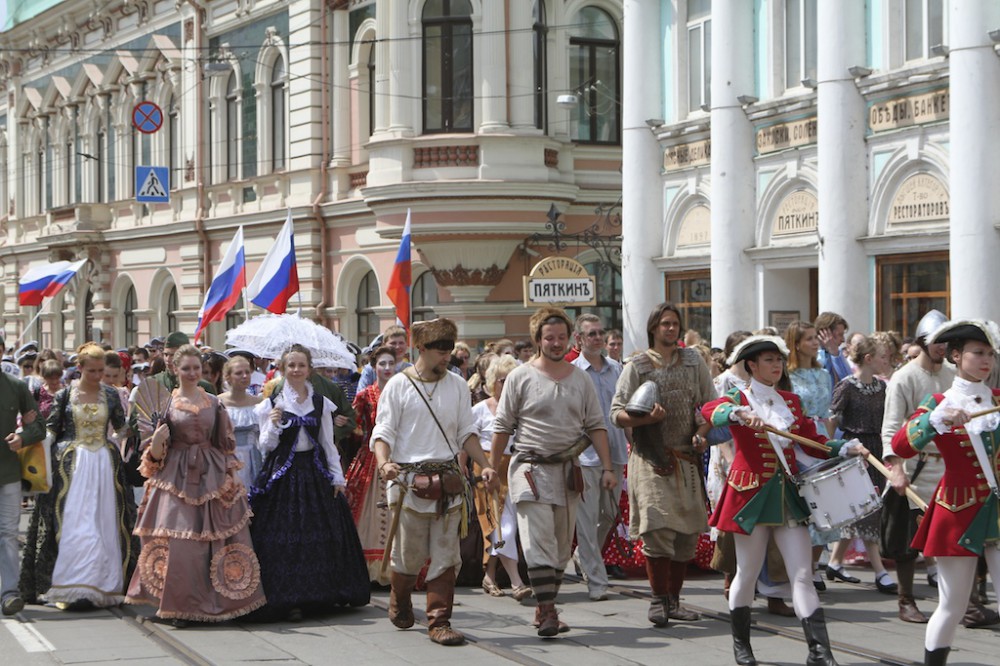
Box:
(523, 256, 597, 307)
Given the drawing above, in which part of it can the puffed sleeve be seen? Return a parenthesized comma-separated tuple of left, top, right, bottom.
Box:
(255, 396, 281, 455)
(370, 375, 403, 450)
(213, 398, 237, 455)
(319, 396, 345, 486)
(46, 387, 69, 442)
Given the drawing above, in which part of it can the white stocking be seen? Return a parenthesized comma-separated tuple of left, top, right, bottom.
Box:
(730, 528, 770, 610)
(772, 525, 821, 619)
(926, 548, 1000, 651)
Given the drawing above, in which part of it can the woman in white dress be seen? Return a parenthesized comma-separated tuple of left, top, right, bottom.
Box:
(473, 355, 530, 601)
(219, 355, 263, 490)
(20, 343, 136, 609)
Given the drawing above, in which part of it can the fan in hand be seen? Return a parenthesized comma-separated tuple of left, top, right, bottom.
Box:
(132, 378, 173, 441)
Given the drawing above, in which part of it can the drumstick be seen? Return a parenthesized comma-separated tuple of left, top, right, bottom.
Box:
(865, 453, 929, 511)
(969, 405, 1000, 419)
(761, 425, 832, 454)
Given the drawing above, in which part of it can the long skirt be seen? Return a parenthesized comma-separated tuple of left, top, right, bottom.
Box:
(345, 446, 390, 584)
(249, 451, 370, 619)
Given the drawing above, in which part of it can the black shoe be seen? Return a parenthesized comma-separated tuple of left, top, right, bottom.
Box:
(813, 577, 827, 592)
(801, 608, 838, 666)
(924, 647, 950, 666)
(826, 566, 860, 584)
(730, 606, 757, 666)
(875, 573, 898, 595)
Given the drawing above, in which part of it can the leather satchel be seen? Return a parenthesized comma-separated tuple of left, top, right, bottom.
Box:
(412, 471, 465, 500)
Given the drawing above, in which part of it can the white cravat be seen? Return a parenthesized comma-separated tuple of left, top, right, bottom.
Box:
(933, 377, 999, 436)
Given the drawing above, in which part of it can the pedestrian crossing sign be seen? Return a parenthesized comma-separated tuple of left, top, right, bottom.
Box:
(135, 166, 169, 203)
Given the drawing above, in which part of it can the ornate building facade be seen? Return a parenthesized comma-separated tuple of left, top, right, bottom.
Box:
(0, 0, 623, 350)
(623, 0, 1000, 349)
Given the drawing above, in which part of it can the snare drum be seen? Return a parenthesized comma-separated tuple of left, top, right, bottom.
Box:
(795, 456, 882, 531)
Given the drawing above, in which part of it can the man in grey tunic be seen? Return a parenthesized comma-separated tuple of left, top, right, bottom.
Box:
(611, 302, 715, 627)
(491, 307, 616, 637)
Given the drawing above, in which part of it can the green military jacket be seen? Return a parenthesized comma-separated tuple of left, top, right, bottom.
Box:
(0, 372, 47, 486)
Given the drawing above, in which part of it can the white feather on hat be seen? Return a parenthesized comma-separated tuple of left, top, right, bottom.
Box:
(727, 335, 791, 367)
(927, 319, 1000, 350)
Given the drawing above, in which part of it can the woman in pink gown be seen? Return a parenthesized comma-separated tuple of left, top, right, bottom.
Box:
(126, 345, 265, 623)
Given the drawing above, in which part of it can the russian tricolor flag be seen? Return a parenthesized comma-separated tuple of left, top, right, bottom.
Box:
(18, 259, 87, 306)
(386, 209, 412, 331)
(194, 226, 246, 342)
(247, 210, 299, 314)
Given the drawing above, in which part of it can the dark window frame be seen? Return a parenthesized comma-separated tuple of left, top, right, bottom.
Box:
(422, 0, 474, 134)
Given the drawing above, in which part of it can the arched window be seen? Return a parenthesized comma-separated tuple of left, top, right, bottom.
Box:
(569, 8, 620, 144)
(225, 293, 245, 331)
(123, 285, 138, 347)
(422, 0, 474, 133)
(533, 1, 548, 131)
(271, 55, 286, 171)
(412, 272, 439, 323)
(226, 73, 240, 181)
(356, 271, 381, 345)
(168, 94, 179, 189)
(565, 262, 622, 332)
(167, 285, 179, 333)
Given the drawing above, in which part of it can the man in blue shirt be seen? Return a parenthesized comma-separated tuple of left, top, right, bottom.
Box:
(815, 311, 852, 384)
(570, 314, 629, 602)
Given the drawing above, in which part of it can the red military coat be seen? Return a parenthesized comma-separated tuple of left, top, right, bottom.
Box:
(891, 391, 1000, 557)
(702, 388, 844, 535)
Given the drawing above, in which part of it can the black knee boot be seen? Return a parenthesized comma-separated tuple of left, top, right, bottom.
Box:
(730, 606, 756, 665)
(924, 647, 950, 666)
(801, 608, 837, 666)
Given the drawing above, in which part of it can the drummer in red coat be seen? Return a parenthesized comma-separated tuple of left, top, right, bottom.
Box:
(702, 335, 868, 666)
(890, 320, 1000, 666)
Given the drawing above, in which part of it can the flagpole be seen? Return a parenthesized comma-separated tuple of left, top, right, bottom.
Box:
(243, 287, 250, 320)
(14, 301, 54, 347)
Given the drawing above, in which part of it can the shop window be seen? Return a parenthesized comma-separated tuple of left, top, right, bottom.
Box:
(877, 252, 949, 337)
(666, 270, 712, 342)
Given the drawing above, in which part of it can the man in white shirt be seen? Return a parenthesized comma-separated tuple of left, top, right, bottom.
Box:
(373, 318, 497, 647)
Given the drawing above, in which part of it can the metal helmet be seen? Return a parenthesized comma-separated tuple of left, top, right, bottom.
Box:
(914, 309, 948, 343)
(625, 380, 660, 416)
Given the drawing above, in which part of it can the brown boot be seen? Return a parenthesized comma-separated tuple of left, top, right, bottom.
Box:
(898, 595, 928, 624)
(389, 572, 417, 629)
(767, 597, 795, 617)
(645, 556, 671, 627)
(533, 604, 570, 633)
(425, 570, 465, 646)
(536, 602, 562, 638)
(668, 560, 699, 621)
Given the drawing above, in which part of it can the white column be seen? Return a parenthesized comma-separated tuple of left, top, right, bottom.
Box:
(331, 8, 350, 165)
(373, 0, 390, 134)
(621, 0, 663, 354)
(709, 1, 756, 345)
(816, 0, 870, 331)
(388, 1, 414, 135)
(508, 0, 535, 131)
(949, 1, 1000, 319)
(478, 0, 508, 132)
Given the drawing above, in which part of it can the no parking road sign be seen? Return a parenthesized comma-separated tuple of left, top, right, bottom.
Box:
(132, 101, 163, 134)
(135, 166, 170, 203)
